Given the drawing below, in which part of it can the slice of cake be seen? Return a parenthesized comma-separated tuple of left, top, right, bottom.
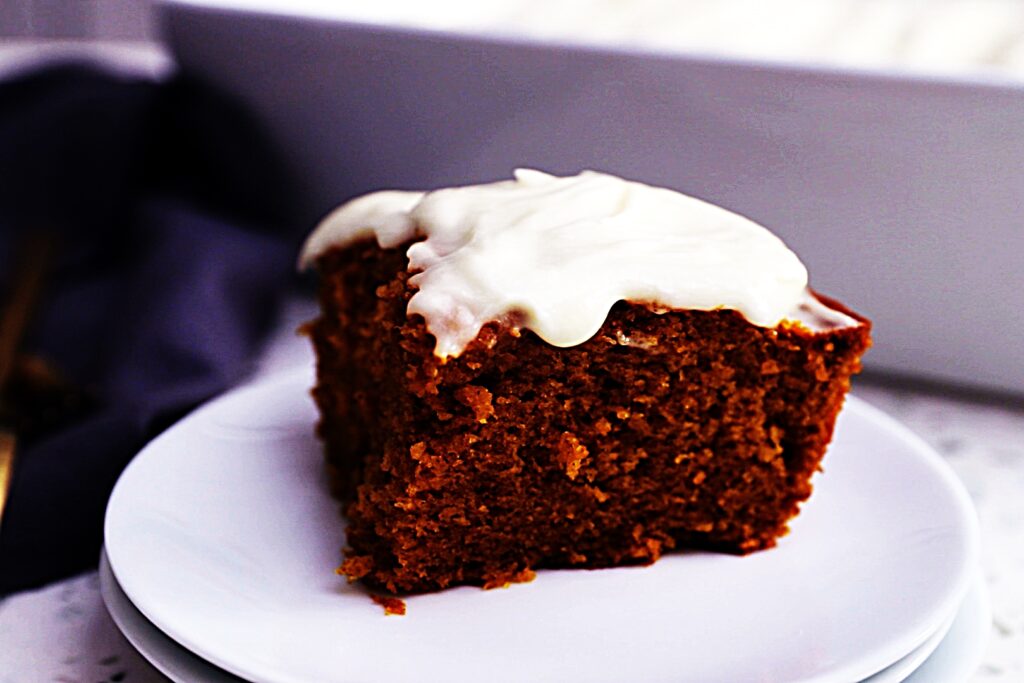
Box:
(300, 169, 871, 594)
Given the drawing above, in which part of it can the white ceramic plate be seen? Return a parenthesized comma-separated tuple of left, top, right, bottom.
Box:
(104, 367, 980, 683)
(98, 549, 990, 683)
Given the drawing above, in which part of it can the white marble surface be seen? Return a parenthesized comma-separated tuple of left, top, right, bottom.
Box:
(1, 299, 1022, 682)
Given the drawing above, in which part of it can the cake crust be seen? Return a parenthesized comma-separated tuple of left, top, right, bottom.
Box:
(310, 241, 871, 594)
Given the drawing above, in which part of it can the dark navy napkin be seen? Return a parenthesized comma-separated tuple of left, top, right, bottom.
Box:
(0, 66, 300, 594)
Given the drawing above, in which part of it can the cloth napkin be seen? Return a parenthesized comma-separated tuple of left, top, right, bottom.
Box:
(0, 65, 301, 595)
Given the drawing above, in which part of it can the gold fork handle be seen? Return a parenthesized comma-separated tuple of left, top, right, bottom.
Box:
(0, 234, 55, 390)
(0, 430, 15, 528)
(0, 234, 55, 531)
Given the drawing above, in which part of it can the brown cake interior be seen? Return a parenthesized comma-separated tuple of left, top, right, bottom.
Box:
(309, 240, 871, 594)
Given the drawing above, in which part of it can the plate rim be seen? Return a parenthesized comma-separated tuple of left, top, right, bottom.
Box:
(99, 549, 247, 683)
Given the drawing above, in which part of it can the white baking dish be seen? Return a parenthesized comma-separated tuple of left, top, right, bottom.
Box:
(161, 0, 1024, 394)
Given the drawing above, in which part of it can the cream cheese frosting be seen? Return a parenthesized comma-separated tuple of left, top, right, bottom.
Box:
(300, 169, 849, 359)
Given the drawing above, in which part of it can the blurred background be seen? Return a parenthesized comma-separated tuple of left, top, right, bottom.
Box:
(1, 0, 154, 40)
(5, 0, 1024, 74)
(7, 0, 1024, 73)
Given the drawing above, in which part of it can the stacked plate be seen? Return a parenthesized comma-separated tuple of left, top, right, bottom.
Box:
(101, 368, 989, 683)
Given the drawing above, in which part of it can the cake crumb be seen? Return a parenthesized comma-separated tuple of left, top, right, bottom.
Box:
(482, 567, 537, 590)
(557, 432, 589, 480)
(337, 555, 373, 581)
(409, 441, 429, 460)
(371, 594, 407, 616)
(455, 385, 495, 422)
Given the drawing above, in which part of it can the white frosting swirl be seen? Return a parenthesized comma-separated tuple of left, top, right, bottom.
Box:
(301, 169, 826, 359)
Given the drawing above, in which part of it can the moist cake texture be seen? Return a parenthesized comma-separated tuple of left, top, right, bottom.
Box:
(303, 170, 871, 594)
